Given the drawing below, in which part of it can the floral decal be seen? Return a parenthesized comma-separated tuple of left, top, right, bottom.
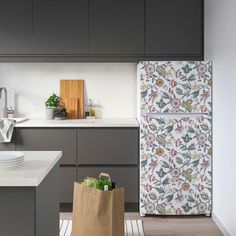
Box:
(139, 61, 212, 113)
(140, 115, 212, 215)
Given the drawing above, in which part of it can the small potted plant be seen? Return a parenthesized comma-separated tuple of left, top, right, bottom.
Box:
(45, 93, 60, 119)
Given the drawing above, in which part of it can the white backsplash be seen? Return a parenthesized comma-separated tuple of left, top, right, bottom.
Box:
(0, 63, 137, 118)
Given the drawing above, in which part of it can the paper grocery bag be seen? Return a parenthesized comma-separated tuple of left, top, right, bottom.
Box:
(72, 182, 124, 236)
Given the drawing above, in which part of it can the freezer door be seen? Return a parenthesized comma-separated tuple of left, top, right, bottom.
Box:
(138, 61, 212, 114)
(140, 115, 212, 215)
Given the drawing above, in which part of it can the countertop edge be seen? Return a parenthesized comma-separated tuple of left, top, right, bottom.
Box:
(0, 151, 62, 187)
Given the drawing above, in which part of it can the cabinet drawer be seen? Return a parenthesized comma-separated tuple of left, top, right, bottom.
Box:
(77, 128, 139, 165)
(77, 167, 138, 203)
(59, 167, 76, 203)
(16, 128, 76, 164)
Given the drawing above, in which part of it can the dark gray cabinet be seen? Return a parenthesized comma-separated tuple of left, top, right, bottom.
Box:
(0, 0, 32, 54)
(59, 167, 76, 203)
(16, 128, 76, 165)
(77, 128, 138, 165)
(145, 0, 203, 58)
(89, 0, 144, 56)
(0, 131, 16, 151)
(0, 163, 59, 236)
(77, 167, 138, 203)
(32, 0, 88, 54)
(11, 127, 139, 211)
(0, 0, 203, 61)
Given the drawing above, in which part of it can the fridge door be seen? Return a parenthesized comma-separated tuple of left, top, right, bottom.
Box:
(138, 61, 212, 114)
(140, 114, 212, 215)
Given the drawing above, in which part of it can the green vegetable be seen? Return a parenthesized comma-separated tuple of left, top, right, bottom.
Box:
(83, 178, 98, 188)
(96, 175, 112, 190)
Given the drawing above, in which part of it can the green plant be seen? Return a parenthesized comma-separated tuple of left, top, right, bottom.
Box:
(45, 93, 60, 108)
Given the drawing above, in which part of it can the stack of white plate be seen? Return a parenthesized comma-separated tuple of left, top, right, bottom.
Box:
(0, 151, 24, 168)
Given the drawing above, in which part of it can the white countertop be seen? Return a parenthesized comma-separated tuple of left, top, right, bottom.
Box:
(15, 118, 139, 128)
(0, 151, 62, 187)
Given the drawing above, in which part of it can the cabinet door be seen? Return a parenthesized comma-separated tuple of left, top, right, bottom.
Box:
(59, 167, 76, 203)
(77, 128, 139, 165)
(16, 128, 76, 165)
(0, 131, 16, 151)
(77, 167, 138, 203)
(0, 0, 32, 54)
(145, 0, 203, 57)
(33, 0, 88, 54)
(89, 0, 144, 55)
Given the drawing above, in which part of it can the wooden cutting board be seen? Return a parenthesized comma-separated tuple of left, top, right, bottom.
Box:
(60, 80, 84, 119)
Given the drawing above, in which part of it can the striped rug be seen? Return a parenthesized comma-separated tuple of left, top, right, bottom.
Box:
(60, 219, 144, 236)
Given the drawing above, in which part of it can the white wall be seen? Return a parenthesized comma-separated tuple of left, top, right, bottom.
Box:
(0, 63, 137, 118)
(205, 0, 236, 235)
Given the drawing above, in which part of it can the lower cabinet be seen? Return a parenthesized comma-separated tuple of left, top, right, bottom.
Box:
(16, 128, 77, 165)
(77, 166, 138, 203)
(11, 127, 139, 211)
(59, 167, 76, 203)
(0, 131, 16, 151)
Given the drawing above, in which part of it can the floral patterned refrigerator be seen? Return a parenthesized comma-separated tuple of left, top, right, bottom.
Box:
(138, 61, 212, 216)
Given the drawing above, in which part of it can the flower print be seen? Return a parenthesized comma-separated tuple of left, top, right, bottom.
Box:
(175, 195, 184, 203)
(187, 99, 193, 105)
(198, 184, 204, 192)
(145, 64, 155, 75)
(171, 168, 181, 178)
(141, 153, 149, 161)
(145, 133, 155, 145)
(176, 208, 183, 215)
(149, 159, 158, 171)
(208, 79, 212, 86)
(175, 125, 184, 134)
(208, 148, 212, 156)
(171, 149, 177, 156)
(175, 139, 182, 147)
(176, 70, 183, 78)
(156, 147, 164, 156)
(145, 202, 155, 213)
(148, 91, 158, 101)
(197, 202, 207, 213)
(200, 106, 208, 113)
(201, 91, 210, 101)
(170, 79, 177, 87)
(145, 184, 153, 192)
(197, 133, 207, 144)
(171, 99, 181, 109)
(156, 79, 164, 87)
(197, 64, 207, 76)
(201, 160, 209, 169)
(182, 183, 190, 191)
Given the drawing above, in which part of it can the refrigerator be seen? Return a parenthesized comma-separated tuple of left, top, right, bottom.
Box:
(138, 61, 212, 216)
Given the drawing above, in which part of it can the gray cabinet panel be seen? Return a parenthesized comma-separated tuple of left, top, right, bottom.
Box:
(0, 0, 32, 54)
(59, 167, 76, 203)
(16, 128, 76, 164)
(36, 163, 59, 236)
(145, 0, 203, 56)
(89, 0, 144, 55)
(0, 187, 35, 236)
(0, 131, 16, 151)
(33, 0, 88, 54)
(77, 167, 138, 202)
(77, 128, 139, 165)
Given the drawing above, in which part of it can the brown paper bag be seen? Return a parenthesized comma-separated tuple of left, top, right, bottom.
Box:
(72, 182, 124, 236)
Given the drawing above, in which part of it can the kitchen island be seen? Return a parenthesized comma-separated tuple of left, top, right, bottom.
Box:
(0, 151, 62, 236)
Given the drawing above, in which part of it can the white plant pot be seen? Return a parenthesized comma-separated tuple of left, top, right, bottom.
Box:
(46, 108, 56, 120)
